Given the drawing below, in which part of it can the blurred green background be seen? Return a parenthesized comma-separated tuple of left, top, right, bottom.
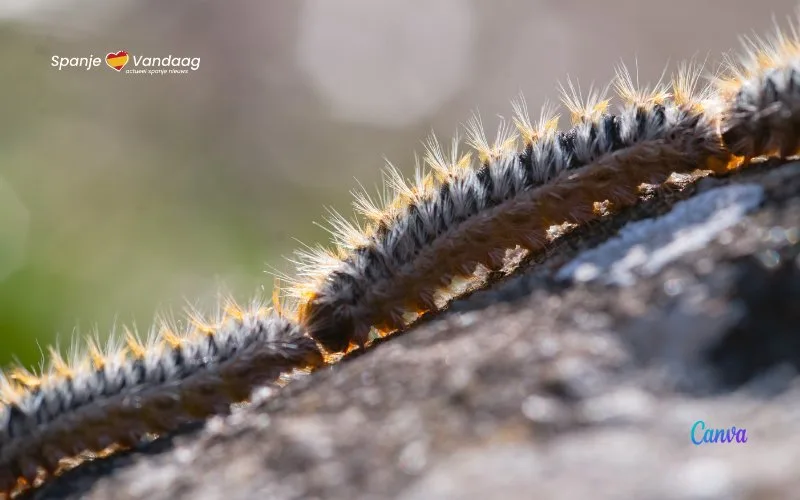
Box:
(0, 0, 793, 369)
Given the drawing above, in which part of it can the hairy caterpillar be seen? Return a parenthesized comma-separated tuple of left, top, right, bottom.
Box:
(5, 7, 800, 498)
(719, 10, 800, 159)
(289, 62, 733, 353)
(0, 299, 322, 496)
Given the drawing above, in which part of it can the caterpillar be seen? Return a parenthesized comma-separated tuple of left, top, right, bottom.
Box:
(0, 297, 323, 496)
(718, 11, 800, 159)
(5, 8, 800, 498)
(288, 61, 734, 353)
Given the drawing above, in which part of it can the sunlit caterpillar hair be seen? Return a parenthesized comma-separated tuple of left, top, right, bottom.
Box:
(0, 295, 322, 497)
(718, 9, 800, 159)
(287, 61, 735, 354)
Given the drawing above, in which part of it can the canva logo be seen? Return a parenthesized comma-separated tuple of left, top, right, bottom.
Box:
(690, 420, 748, 446)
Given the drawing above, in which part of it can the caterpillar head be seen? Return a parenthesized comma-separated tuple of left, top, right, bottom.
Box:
(298, 296, 370, 354)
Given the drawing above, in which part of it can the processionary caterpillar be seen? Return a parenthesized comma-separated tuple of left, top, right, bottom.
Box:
(718, 11, 800, 159)
(289, 62, 732, 353)
(0, 300, 322, 496)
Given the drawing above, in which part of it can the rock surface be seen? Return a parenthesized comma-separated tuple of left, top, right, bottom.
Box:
(22, 160, 800, 500)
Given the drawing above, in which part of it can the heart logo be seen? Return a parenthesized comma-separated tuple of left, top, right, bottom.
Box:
(106, 51, 129, 71)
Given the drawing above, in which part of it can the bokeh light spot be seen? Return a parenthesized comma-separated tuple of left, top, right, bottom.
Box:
(296, 0, 476, 127)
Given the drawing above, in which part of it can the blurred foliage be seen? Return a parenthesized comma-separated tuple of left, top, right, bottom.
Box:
(0, 19, 330, 368)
